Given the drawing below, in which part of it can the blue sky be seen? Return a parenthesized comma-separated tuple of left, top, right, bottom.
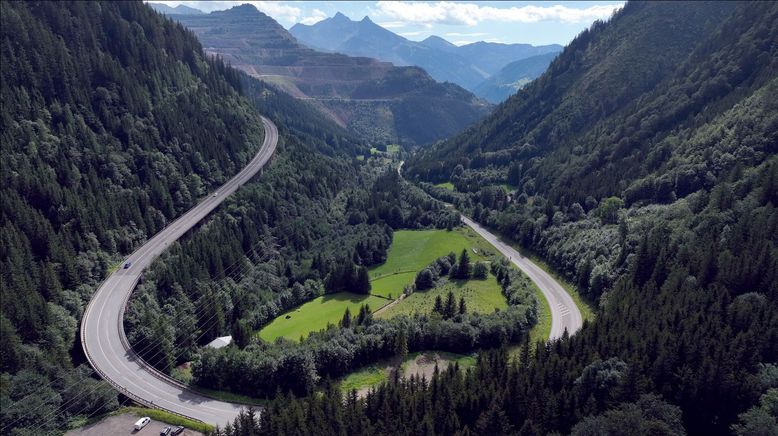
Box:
(149, 1, 624, 46)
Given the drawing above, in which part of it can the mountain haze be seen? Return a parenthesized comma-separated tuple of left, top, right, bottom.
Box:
(148, 2, 204, 15)
(291, 13, 562, 93)
(171, 5, 491, 145)
(473, 52, 559, 103)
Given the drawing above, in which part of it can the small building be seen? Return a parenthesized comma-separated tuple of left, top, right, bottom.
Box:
(205, 335, 232, 349)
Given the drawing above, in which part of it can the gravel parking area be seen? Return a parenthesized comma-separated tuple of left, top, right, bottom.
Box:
(65, 413, 202, 436)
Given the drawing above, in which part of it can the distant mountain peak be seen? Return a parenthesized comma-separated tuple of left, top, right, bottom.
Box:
(148, 3, 204, 15)
(423, 35, 451, 44)
(421, 35, 457, 51)
(332, 12, 350, 22)
(361, 16, 373, 23)
(222, 4, 262, 16)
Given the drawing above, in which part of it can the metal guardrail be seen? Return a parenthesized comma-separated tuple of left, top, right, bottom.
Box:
(79, 272, 206, 424)
(80, 117, 277, 425)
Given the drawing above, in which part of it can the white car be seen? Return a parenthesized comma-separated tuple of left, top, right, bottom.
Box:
(134, 416, 151, 430)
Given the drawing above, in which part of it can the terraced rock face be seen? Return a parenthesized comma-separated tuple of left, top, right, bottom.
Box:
(172, 5, 491, 145)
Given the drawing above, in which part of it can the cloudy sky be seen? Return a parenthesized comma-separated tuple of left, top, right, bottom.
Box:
(149, 1, 624, 46)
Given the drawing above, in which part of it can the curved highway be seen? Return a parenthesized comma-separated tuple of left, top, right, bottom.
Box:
(81, 116, 278, 426)
(398, 161, 582, 340)
(460, 216, 583, 339)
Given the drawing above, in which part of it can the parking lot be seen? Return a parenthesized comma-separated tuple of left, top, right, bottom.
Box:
(65, 413, 202, 436)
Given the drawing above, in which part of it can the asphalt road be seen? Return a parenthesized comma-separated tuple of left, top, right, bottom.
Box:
(80, 116, 278, 426)
(397, 161, 582, 340)
(461, 216, 583, 339)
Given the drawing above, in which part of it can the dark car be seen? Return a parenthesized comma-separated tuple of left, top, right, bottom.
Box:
(171, 426, 184, 435)
(123, 261, 132, 269)
(160, 427, 171, 436)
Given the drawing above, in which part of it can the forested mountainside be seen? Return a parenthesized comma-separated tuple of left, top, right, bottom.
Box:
(170, 5, 491, 145)
(0, 1, 356, 433)
(123, 75, 477, 397)
(230, 2, 778, 435)
(473, 52, 560, 103)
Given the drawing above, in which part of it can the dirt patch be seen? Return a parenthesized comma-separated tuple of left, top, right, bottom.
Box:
(65, 413, 202, 436)
(372, 293, 404, 317)
(402, 352, 454, 380)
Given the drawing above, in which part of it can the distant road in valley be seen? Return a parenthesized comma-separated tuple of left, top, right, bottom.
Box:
(398, 161, 583, 340)
(80, 116, 278, 426)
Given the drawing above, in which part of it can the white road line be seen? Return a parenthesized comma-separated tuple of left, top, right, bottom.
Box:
(81, 117, 278, 425)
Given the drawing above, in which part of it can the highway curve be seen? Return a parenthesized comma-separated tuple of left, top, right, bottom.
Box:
(80, 116, 278, 426)
(461, 216, 583, 339)
(398, 161, 582, 340)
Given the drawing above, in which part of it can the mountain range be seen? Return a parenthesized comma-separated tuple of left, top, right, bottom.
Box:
(471, 52, 559, 103)
(168, 5, 491, 145)
(290, 13, 562, 97)
(148, 2, 203, 15)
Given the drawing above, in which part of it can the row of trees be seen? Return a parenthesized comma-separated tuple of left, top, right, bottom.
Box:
(414, 249, 488, 291)
(432, 291, 466, 319)
(190, 249, 537, 396)
(210, 351, 694, 436)
(192, 300, 536, 397)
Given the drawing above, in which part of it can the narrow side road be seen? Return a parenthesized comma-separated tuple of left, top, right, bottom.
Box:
(80, 116, 278, 426)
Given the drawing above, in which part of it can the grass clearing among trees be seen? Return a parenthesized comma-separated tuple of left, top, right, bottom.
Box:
(376, 276, 507, 319)
(369, 227, 495, 298)
(337, 350, 477, 394)
(257, 292, 388, 342)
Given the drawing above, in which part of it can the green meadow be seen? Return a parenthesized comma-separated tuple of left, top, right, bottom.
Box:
(369, 227, 495, 298)
(376, 276, 507, 319)
(258, 292, 387, 342)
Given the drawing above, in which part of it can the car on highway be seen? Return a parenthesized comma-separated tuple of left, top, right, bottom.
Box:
(123, 261, 132, 269)
(160, 427, 171, 435)
(171, 426, 185, 435)
(134, 417, 150, 430)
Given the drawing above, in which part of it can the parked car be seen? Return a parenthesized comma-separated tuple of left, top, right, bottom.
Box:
(134, 417, 150, 430)
(160, 426, 171, 436)
(171, 426, 185, 435)
(123, 261, 132, 269)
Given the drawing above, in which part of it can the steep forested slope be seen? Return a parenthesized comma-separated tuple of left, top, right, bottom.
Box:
(122, 75, 489, 397)
(0, 1, 276, 432)
(237, 2, 778, 435)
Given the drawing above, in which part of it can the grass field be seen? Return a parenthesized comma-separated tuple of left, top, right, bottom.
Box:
(376, 276, 507, 319)
(339, 364, 388, 392)
(529, 284, 552, 342)
(369, 228, 495, 298)
(435, 182, 455, 190)
(337, 350, 476, 393)
(258, 292, 388, 342)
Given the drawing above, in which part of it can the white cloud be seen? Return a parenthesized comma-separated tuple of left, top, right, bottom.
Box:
(376, 21, 407, 29)
(445, 32, 489, 37)
(299, 8, 328, 25)
(146, 1, 303, 23)
(249, 1, 303, 22)
(399, 31, 428, 37)
(375, 1, 623, 26)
